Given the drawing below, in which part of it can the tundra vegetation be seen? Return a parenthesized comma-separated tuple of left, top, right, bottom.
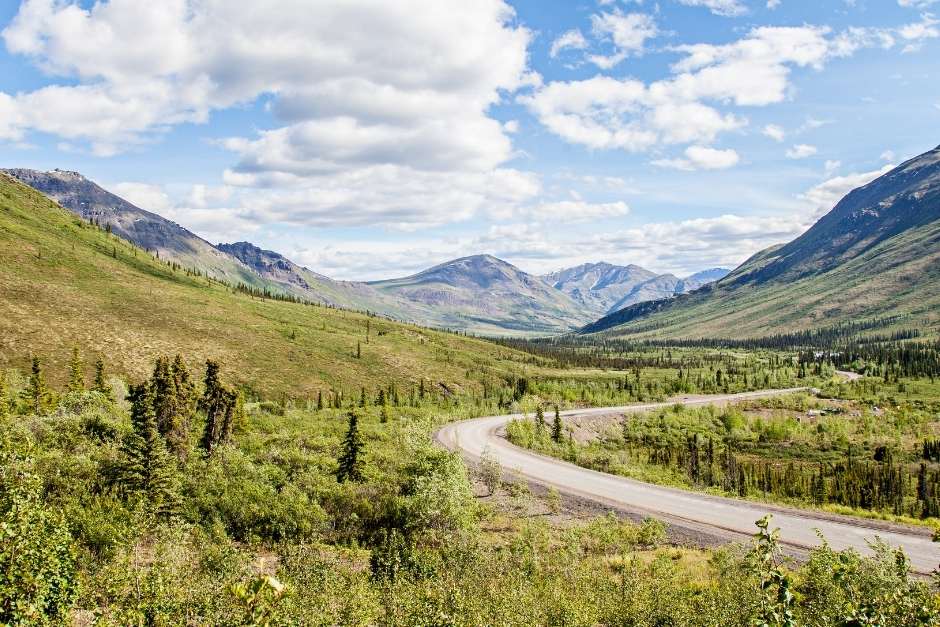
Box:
(2, 348, 940, 625)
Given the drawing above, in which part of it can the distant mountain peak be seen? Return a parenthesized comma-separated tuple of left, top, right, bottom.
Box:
(545, 261, 729, 316)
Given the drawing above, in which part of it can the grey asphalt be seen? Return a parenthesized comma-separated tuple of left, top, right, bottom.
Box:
(436, 387, 940, 574)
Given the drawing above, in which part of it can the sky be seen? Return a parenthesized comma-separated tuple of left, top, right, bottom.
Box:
(0, 0, 938, 281)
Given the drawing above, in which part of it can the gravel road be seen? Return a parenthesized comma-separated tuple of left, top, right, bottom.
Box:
(435, 387, 940, 574)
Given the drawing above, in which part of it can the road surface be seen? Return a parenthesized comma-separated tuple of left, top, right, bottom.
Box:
(436, 387, 940, 574)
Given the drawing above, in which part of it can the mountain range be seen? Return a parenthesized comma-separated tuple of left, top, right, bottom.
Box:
(582, 144, 940, 339)
(543, 262, 729, 314)
(2, 168, 725, 335)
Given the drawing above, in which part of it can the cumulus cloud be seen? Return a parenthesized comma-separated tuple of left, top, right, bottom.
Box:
(652, 145, 741, 170)
(523, 25, 834, 154)
(786, 144, 818, 159)
(762, 124, 786, 142)
(2, 0, 541, 229)
(526, 17, 938, 157)
(676, 0, 748, 17)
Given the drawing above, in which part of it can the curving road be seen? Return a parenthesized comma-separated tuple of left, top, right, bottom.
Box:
(436, 387, 940, 574)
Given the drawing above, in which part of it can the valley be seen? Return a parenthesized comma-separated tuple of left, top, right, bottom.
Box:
(3, 87, 940, 627)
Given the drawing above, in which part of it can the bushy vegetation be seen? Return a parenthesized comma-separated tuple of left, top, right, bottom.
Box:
(510, 372, 940, 523)
(1, 350, 939, 624)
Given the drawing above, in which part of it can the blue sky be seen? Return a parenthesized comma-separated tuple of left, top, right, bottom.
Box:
(0, 0, 938, 280)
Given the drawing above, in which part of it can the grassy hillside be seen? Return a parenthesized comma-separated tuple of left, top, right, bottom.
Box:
(0, 173, 538, 397)
(583, 218, 940, 339)
(583, 146, 940, 340)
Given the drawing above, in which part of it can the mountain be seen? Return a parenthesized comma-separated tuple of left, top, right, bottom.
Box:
(544, 262, 658, 314)
(545, 262, 730, 315)
(581, 145, 940, 338)
(678, 268, 731, 292)
(0, 171, 533, 396)
(1, 168, 267, 289)
(370, 255, 592, 335)
(1, 169, 589, 335)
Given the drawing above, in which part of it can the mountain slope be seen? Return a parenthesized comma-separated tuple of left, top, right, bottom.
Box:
(582, 145, 940, 338)
(2, 169, 594, 335)
(370, 255, 591, 335)
(546, 262, 730, 315)
(1, 168, 269, 289)
(0, 172, 536, 396)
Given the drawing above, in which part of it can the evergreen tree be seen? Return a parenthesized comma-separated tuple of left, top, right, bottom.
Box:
(199, 360, 234, 456)
(66, 347, 85, 392)
(535, 405, 545, 435)
(119, 383, 179, 517)
(22, 356, 52, 415)
(360, 386, 367, 408)
(380, 400, 391, 424)
(551, 405, 563, 443)
(92, 357, 113, 400)
(336, 411, 365, 483)
(317, 390, 324, 411)
(152, 355, 197, 459)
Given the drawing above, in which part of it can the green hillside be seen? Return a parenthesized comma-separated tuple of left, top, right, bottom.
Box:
(0, 173, 536, 396)
(583, 145, 940, 340)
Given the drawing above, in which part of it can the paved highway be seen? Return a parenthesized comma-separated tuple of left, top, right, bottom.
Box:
(436, 387, 940, 574)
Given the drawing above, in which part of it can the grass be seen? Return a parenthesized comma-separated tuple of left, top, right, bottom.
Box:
(588, 218, 940, 340)
(0, 173, 550, 398)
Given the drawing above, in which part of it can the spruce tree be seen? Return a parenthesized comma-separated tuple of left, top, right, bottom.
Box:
(66, 347, 85, 392)
(92, 357, 113, 400)
(535, 405, 545, 435)
(198, 360, 238, 456)
(23, 356, 51, 415)
(359, 386, 367, 408)
(380, 400, 391, 424)
(551, 405, 563, 443)
(152, 355, 196, 459)
(199, 360, 226, 455)
(120, 383, 179, 517)
(336, 411, 365, 483)
(317, 390, 324, 411)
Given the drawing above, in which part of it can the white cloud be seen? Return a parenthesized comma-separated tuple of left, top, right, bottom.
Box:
(1, 0, 542, 229)
(824, 159, 841, 174)
(503, 199, 631, 222)
(880, 150, 896, 161)
(799, 164, 895, 219)
(652, 145, 741, 170)
(550, 29, 588, 58)
(520, 75, 744, 152)
(588, 11, 658, 68)
(786, 144, 818, 159)
(676, 0, 748, 17)
(898, 1, 939, 8)
(767, 0, 782, 8)
(897, 13, 939, 52)
(527, 16, 938, 157)
(110, 182, 174, 214)
(762, 124, 786, 142)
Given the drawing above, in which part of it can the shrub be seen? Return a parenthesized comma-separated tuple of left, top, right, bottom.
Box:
(0, 451, 77, 625)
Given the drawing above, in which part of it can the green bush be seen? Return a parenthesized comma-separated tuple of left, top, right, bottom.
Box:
(0, 450, 78, 625)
